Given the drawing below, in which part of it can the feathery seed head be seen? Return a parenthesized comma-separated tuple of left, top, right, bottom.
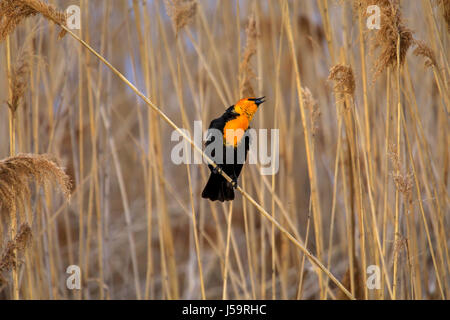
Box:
(165, 0, 197, 34)
(0, 0, 67, 41)
(239, 13, 258, 98)
(413, 40, 438, 69)
(0, 154, 71, 216)
(328, 64, 356, 96)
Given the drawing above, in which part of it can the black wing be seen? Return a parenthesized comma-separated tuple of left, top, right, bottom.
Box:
(205, 106, 239, 148)
(204, 106, 239, 173)
(205, 118, 225, 148)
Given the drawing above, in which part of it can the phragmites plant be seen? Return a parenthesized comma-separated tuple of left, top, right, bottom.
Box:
(7, 43, 31, 113)
(388, 144, 413, 204)
(328, 64, 356, 97)
(164, 0, 197, 35)
(239, 13, 258, 97)
(0, 0, 67, 41)
(0, 154, 70, 291)
(0, 0, 447, 301)
(413, 40, 438, 69)
(0, 153, 71, 215)
(0, 0, 36, 41)
(355, 0, 413, 78)
(302, 87, 321, 137)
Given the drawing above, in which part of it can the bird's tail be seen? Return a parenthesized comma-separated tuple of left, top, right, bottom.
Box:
(201, 173, 234, 202)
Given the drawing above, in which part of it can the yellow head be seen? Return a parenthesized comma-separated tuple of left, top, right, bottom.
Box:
(233, 97, 265, 121)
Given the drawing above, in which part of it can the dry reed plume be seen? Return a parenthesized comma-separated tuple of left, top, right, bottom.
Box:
(302, 87, 321, 137)
(0, 0, 447, 301)
(0, 222, 32, 285)
(328, 64, 356, 96)
(0, 154, 71, 214)
(164, 0, 197, 34)
(0, 0, 67, 41)
(7, 43, 31, 113)
(388, 144, 413, 203)
(356, 0, 413, 78)
(413, 40, 438, 69)
(239, 13, 258, 97)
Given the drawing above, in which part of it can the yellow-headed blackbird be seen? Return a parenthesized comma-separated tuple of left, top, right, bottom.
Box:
(202, 97, 265, 202)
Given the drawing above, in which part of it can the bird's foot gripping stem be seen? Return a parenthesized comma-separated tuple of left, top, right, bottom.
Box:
(231, 178, 238, 189)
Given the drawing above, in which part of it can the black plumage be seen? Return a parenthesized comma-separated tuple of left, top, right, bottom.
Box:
(201, 106, 250, 202)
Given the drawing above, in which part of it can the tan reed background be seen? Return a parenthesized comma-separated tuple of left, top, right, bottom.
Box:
(0, 0, 448, 300)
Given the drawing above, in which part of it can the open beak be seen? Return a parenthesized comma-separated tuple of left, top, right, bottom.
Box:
(250, 96, 266, 106)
